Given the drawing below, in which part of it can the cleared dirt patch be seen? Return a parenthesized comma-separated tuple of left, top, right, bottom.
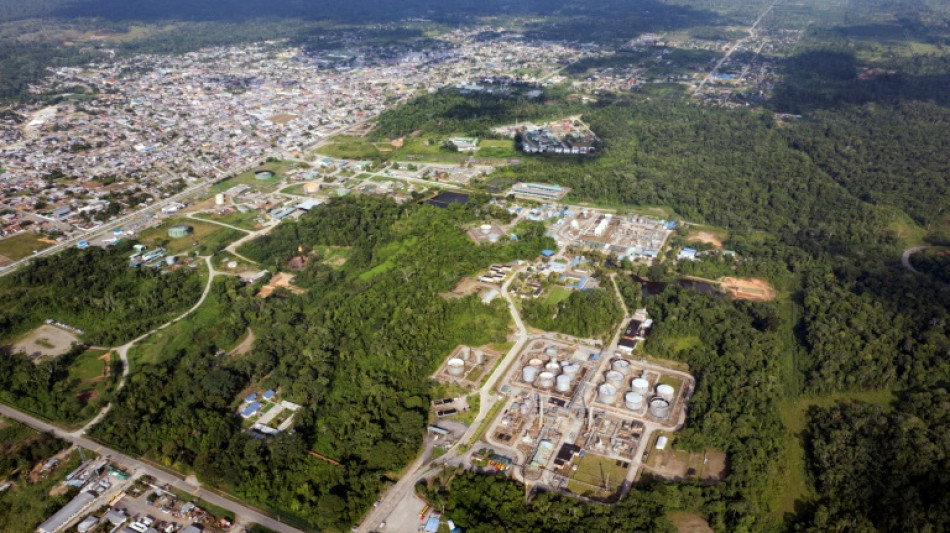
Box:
(10, 324, 80, 362)
(668, 512, 714, 533)
(229, 328, 256, 356)
(687, 230, 723, 248)
(258, 272, 306, 298)
(718, 277, 776, 301)
(442, 277, 497, 299)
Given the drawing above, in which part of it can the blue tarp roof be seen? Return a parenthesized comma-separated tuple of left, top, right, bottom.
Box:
(425, 517, 440, 532)
(541, 249, 556, 257)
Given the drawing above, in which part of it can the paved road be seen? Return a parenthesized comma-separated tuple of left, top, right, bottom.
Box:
(357, 267, 530, 532)
(0, 402, 306, 533)
(902, 246, 929, 274)
(696, 0, 776, 91)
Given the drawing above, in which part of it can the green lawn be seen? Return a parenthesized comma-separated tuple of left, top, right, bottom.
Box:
(0, 233, 55, 263)
(211, 161, 301, 194)
(193, 211, 262, 231)
(664, 335, 700, 353)
(545, 287, 572, 306)
(67, 349, 107, 382)
(137, 218, 244, 255)
(315, 136, 382, 160)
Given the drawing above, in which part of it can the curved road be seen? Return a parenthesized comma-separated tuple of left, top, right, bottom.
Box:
(77, 256, 217, 434)
(902, 246, 929, 274)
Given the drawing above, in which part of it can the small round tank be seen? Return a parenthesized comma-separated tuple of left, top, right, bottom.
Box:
(446, 358, 465, 376)
(529, 358, 544, 367)
(472, 350, 484, 364)
(562, 363, 580, 377)
(165, 255, 176, 265)
(605, 370, 624, 387)
(522, 365, 540, 384)
(624, 392, 644, 411)
(598, 383, 618, 404)
(612, 359, 631, 375)
(459, 346, 471, 361)
(545, 361, 561, 373)
(538, 371, 556, 389)
(649, 398, 671, 419)
(480, 224, 492, 235)
(215, 193, 225, 205)
(555, 374, 571, 392)
(632, 378, 650, 396)
(656, 384, 676, 402)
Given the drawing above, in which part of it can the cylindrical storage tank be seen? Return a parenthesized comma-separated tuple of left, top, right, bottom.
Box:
(529, 358, 544, 367)
(598, 383, 618, 404)
(545, 361, 561, 373)
(473, 350, 484, 364)
(446, 358, 465, 376)
(606, 370, 624, 387)
(555, 374, 571, 392)
(562, 363, 580, 377)
(612, 359, 631, 375)
(632, 378, 650, 396)
(649, 398, 671, 419)
(460, 346, 471, 361)
(215, 193, 225, 205)
(165, 255, 176, 265)
(656, 384, 675, 402)
(625, 392, 644, 411)
(538, 371, 556, 389)
(488, 233, 500, 243)
(480, 224, 492, 235)
(522, 365, 540, 384)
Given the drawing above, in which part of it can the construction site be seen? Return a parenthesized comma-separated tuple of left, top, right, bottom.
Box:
(551, 210, 674, 262)
(483, 336, 695, 500)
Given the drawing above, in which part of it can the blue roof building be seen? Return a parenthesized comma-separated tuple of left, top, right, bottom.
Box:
(262, 389, 275, 401)
(244, 392, 257, 404)
(541, 249, 556, 257)
(241, 402, 262, 419)
(424, 517, 440, 533)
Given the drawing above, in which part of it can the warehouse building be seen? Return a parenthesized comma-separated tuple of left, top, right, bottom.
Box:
(36, 490, 97, 533)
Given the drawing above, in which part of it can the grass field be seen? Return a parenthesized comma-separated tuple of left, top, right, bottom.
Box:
(0, 233, 55, 264)
(193, 211, 262, 231)
(316, 136, 382, 160)
(774, 389, 896, 517)
(665, 335, 701, 353)
(66, 349, 116, 405)
(567, 453, 628, 497)
(211, 161, 301, 194)
(544, 287, 572, 306)
(137, 218, 244, 255)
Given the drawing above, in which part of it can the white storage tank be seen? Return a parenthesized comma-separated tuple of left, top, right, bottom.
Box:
(215, 193, 225, 205)
(473, 350, 485, 364)
(649, 398, 671, 419)
(446, 358, 465, 376)
(632, 378, 650, 396)
(598, 383, 618, 404)
(656, 384, 676, 402)
(625, 392, 644, 411)
(459, 346, 471, 361)
(606, 370, 624, 387)
(555, 374, 572, 393)
(562, 363, 580, 377)
(538, 371, 556, 389)
(522, 365, 540, 384)
(545, 361, 561, 373)
(529, 358, 544, 367)
(480, 224, 492, 235)
(612, 359, 631, 375)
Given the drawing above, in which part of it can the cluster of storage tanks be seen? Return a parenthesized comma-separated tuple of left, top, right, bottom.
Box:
(521, 355, 581, 393)
(446, 346, 485, 377)
(596, 360, 675, 419)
